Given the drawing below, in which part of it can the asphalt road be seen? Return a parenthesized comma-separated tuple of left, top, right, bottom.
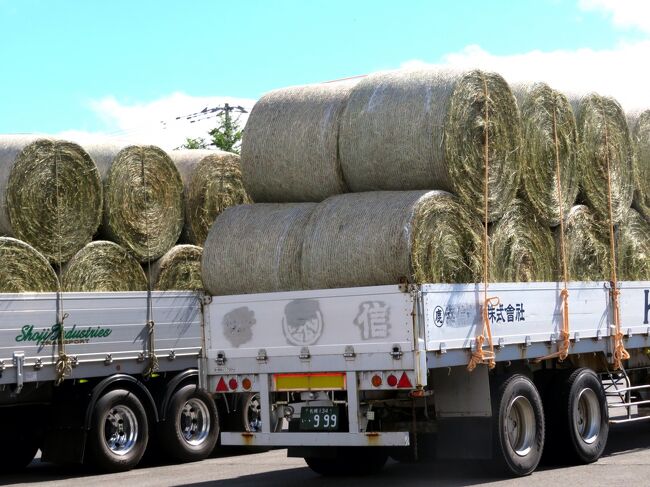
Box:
(3, 422, 650, 487)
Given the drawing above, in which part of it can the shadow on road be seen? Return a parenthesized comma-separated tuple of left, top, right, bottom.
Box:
(2, 422, 650, 487)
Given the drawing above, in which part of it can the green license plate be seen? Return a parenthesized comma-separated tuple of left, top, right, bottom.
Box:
(299, 406, 340, 431)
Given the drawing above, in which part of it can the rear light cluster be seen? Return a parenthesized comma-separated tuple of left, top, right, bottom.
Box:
(362, 371, 414, 390)
(215, 375, 254, 392)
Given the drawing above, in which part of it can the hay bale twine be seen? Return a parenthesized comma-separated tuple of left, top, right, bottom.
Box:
(301, 191, 484, 290)
(0, 136, 102, 263)
(0, 237, 59, 292)
(617, 208, 650, 281)
(630, 110, 650, 222)
(87, 144, 184, 262)
(339, 69, 521, 222)
(489, 199, 557, 282)
(170, 149, 250, 244)
(512, 83, 579, 227)
(62, 240, 147, 292)
(560, 205, 609, 281)
(241, 81, 356, 202)
(150, 244, 203, 290)
(202, 203, 317, 295)
(574, 94, 634, 224)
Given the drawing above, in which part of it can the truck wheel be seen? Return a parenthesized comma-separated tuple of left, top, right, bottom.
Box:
(304, 447, 388, 476)
(85, 389, 149, 472)
(160, 384, 219, 463)
(492, 374, 545, 476)
(226, 393, 263, 432)
(555, 368, 609, 463)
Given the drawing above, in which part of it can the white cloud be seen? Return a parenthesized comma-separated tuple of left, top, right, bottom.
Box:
(59, 92, 256, 151)
(402, 41, 650, 112)
(579, 0, 650, 33)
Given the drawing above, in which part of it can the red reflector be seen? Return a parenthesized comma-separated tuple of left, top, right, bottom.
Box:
(397, 372, 413, 389)
(229, 378, 238, 390)
(386, 374, 398, 387)
(216, 377, 228, 392)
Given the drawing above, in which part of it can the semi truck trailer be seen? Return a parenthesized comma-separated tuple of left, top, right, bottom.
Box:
(3, 280, 650, 477)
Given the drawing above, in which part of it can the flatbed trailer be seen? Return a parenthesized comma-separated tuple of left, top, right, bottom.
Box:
(0, 291, 219, 473)
(204, 280, 650, 476)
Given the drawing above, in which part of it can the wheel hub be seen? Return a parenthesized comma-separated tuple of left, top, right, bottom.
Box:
(506, 395, 536, 457)
(104, 405, 138, 456)
(575, 387, 600, 444)
(180, 398, 211, 446)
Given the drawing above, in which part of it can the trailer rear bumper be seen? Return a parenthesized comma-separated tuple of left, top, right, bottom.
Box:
(220, 431, 410, 448)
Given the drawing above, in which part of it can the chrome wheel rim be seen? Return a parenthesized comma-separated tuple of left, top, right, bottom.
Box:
(104, 405, 138, 456)
(179, 398, 211, 446)
(244, 393, 262, 432)
(506, 395, 536, 457)
(576, 388, 600, 444)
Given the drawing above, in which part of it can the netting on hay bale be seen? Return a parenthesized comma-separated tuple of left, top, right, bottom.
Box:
(170, 149, 250, 245)
(62, 240, 148, 292)
(0, 237, 59, 292)
(0, 136, 102, 263)
(512, 82, 579, 227)
(241, 80, 356, 202)
(338, 68, 522, 222)
(87, 144, 184, 263)
(300, 190, 484, 290)
(202, 203, 317, 295)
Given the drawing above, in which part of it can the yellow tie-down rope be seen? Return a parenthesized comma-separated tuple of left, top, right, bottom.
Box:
(467, 76, 497, 372)
(536, 106, 571, 363)
(601, 104, 629, 370)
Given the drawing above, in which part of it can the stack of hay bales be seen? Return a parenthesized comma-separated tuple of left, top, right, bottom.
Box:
(1, 135, 248, 293)
(205, 67, 648, 296)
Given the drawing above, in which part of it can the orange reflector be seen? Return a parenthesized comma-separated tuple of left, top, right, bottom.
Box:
(216, 377, 228, 392)
(242, 378, 252, 390)
(386, 374, 398, 387)
(371, 375, 382, 387)
(397, 372, 413, 389)
(274, 372, 346, 391)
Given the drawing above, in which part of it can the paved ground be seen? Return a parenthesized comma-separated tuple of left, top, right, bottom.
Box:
(2, 422, 650, 487)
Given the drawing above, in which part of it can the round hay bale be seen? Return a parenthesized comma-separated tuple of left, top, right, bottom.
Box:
(512, 83, 579, 227)
(170, 149, 250, 245)
(62, 240, 147, 292)
(630, 110, 650, 222)
(202, 203, 317, 295)
(0, 136, 102, 263)
(560, 205, 609, 281)
(574, 94, 634, 224)
(0, 237, 59, 292)
(87, 144, 184, 262)
(617, 208, 650, 281)
(241, 81, 356, 202)
(489, 199, 557, 282)
(150, 244, 203, 290)
(339, 69, 521, 222)
(301, 191, 484, 290)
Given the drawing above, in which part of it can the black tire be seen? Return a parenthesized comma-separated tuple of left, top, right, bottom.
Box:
(492, 374, 545, 476)
(85, 389, 149, 473)
(159, 384, 219, 463)
(305, 447, 388, 476)
(549, 368, 609, 464)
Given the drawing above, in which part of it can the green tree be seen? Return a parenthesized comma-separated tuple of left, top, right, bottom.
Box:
(178, 137, 208, 150)
(208, 110, 243, 154)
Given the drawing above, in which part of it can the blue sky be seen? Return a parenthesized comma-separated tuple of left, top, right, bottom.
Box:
(1, 0, 648, 147)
